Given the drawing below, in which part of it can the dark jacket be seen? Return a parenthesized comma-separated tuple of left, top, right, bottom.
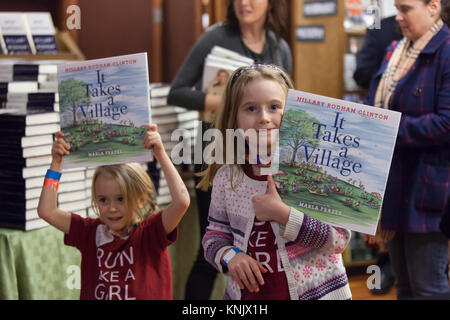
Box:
(354, 16, 402, 89)
(440, 199, 450, 238)
(365, 24, 450, 232)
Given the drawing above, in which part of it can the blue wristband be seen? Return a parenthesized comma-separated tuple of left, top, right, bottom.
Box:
(45, 169, 62, 181)
(232, 247, 243, 254)
(222, 247, 243, 268)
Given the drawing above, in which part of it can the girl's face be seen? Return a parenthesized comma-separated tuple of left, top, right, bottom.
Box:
(395, 0, 439, 42)
(236, 78, 285, 154)
(233, 0, 270, 27)
(94, 172, 130, 232)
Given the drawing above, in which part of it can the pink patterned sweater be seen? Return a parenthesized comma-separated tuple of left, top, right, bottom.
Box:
(202, 165, 352, 300)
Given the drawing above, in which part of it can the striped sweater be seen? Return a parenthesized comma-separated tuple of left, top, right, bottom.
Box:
(202, 165, 352, 300)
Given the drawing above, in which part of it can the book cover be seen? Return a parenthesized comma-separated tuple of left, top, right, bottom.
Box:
(201, 60, 234, 97)
(201, 47, 253, 122)
(24, 12, 58, 54)
(201, 51, 253, 94)
(273, 89, 401, 235)
(57, 53, 152, 169)
(0, 13, 34, 54)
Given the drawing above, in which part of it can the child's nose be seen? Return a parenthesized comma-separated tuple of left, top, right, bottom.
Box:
(260, 109, 271, 123)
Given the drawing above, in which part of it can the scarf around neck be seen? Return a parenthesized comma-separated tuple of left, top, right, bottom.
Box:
(374, 19, 444, 109)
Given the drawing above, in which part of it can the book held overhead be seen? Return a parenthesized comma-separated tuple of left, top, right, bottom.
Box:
(57, 53, 152, 169)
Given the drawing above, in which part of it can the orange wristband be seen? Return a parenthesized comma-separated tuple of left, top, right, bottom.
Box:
(43, 178, 60, 192)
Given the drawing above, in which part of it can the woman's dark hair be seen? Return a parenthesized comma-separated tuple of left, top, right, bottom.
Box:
(225, 0, 288, 42)
(422, 0, 450, 25)
(441, 0, 450, 25)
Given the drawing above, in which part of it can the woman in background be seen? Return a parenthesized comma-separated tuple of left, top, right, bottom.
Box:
(365, 0, 450, 299)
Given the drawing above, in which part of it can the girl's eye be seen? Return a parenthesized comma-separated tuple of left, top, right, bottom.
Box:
(98, 198, 107, 204)
(247, 106, 256, 112)
(270, 104, 279, 110)
(118, 197, 124, 202)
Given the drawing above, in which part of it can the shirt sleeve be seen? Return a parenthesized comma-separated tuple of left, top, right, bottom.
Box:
(167, 27, 219, 111)
(279, 38, 293, 76)
(283, 207, 351, 254)
(64, 213, 98, 252)
(202, 166, 234, 273)
(141, 211, 178, 251)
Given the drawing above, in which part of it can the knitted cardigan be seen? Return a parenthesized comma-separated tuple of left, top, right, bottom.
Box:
(202, 165, 352, 300)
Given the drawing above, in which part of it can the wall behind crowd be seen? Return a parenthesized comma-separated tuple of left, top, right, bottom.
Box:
(0, 0, 399, 102)
(0, 0, 207, 85)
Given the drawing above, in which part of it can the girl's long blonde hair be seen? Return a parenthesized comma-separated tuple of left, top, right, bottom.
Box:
(91, 163, 158, 226)
(197, 64, 294, 191)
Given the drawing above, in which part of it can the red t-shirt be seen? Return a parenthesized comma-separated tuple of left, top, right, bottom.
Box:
(241, 220, 290, 300)
(241, 164, 290, 300)
(64, 211, 177, 300)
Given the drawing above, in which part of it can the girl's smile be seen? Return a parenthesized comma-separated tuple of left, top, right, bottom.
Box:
(236, 78, 286, 155)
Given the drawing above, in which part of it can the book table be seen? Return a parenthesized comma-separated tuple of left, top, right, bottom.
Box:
(0, 226, 80, 299)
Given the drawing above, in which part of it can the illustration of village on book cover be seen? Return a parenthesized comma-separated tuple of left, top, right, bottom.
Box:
(273, 89, 401, 235)
(57, 53, 152, 169)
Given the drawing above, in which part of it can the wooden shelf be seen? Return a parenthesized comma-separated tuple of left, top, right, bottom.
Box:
(346, 30, 366, 37)
(0, 31, 84, 61)
(291, 0, 370, 99)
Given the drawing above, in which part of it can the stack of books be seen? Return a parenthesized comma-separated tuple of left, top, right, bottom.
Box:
(0, 12, 58, 55)
(0, 60, 90, 231)
(0, 111, 58, 231)
(201, 46, 253, 97)
(150, 83, 199, 206)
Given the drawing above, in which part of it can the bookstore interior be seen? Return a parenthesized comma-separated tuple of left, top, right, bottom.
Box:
(0, 0, 447, 302)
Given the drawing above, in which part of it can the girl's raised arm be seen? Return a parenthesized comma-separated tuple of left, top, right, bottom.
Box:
(37, 131, 72, 234)
(143, 124, 190, 234)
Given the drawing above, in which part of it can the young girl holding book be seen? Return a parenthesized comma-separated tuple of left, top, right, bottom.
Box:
(199, 64, 352, 300)
(37, 124, 190, 300)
